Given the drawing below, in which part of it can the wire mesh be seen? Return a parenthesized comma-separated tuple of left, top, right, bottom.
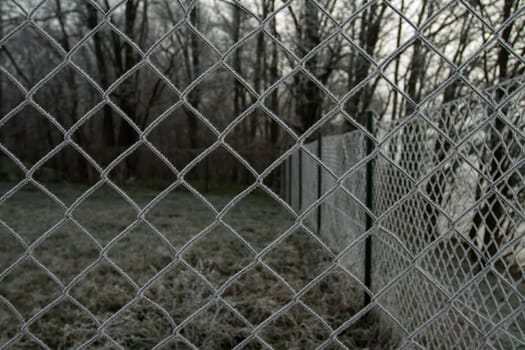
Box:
(371, 75, 525, 349)
(293, 77, 525, 348)
(0, 0, 524, 349)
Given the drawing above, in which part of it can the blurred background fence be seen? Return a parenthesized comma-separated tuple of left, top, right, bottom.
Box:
(283, 76, 525, 348)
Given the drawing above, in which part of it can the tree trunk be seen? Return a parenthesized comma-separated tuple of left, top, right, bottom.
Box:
(86, 3, 116, 148)
(116, 0, 141, 180)
(231, 3, 249, 184)
(468, 0, 515, 261)
(424, 8, 474, 239)
(0, 2, 3, 118)
(345, 2, 386, 126)
(269, 0, 280, 145)
(297, 0, 321, 133)
(188, 4, 200, 151)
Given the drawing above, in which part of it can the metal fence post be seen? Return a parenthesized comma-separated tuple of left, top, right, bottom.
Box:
(298, 148, 302, 211)
(317, 131, 322, 234)
(288, 154, 292, 205)
(280, 158, 284, 199)
(364, 111, 374, 306)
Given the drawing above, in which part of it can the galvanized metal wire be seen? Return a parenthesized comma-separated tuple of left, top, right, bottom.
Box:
(0, 0, 524, 349)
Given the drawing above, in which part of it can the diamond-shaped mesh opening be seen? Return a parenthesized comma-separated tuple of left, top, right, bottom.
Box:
(145, 186, 216, 250)
(71, 104, 139, 168)
(378, 192, 437, 256)
(366, 76, 416, 124)
(186, 66, 257, 131)
(70, 24, 142, 90)
(270, 2, 336, 59)
(300, 267, 362, 329)
(182, 223, 253, 288)
(263, 228, 333, 291)
(421, 2, 488, 64)
(419, 233, 481, 293)
(0, 24, 62, 88)
(0, 105, 62, 167)
(147, 106, 216, 170)
(303, 37, 355, 95)
(222, 264, 293, 325)
(0, 258, 61, 319)
(421, 153, 480, 226)
(180, 299, 251, 349)
(32, 1, 102, 50)
(224, 31, 298, 94)
(143, 262, 214, 324)
(185, 145, 256, 208)
(105, 298, 173, 349)
(224, 107, 295, 174)
(150, 24, 220, 90)
(32, 220, 99, 284)
(376, 267, 449, 334)
(223, 188, 295, 252)
(467, 41, 525, 86)
(32, 145, 98, 201)
(107, 222, 173, 286)
(107, 144, 177, 206)
(304, 186, 367, 256)
(258, 303, 331, 349)
(400, 41, 455, 98)
(109, 65, 179, 130)
(72, 183, 137, 245)
(29, 299, 98, 349)
(33, 65, 101, 129)
(99, 2, 185, 51)
(264, 70, 336, 134)
(194, 2, 262, 54)
(0, 183, 64, 243)
(70, 260, 135, 321)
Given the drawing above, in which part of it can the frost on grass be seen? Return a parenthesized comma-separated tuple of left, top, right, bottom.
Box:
(0, 183, 380, 349)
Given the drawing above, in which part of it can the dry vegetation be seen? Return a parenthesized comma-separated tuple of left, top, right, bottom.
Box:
(0, 182, 386, 349)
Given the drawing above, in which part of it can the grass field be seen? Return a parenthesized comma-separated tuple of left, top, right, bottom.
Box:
(0, 182, 383, 349)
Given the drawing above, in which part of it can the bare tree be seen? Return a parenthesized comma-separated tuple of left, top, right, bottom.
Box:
(468, 0, 523, 261)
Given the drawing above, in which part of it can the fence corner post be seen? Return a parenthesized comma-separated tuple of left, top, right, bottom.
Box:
(364, 111, 375, 306)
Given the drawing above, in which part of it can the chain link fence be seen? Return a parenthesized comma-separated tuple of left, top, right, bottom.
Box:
(0, 0, 524, 349)
(286, 76, 525, 348)
(372, 75, 525, 349)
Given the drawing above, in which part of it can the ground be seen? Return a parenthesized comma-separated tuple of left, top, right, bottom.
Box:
(0, 182, 383, 350)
